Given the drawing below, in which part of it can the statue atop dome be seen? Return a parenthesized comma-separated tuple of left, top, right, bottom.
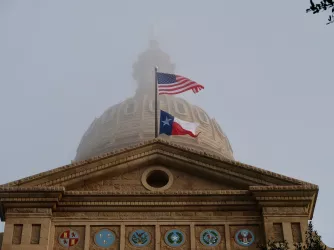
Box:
(132, 39, 175, 94)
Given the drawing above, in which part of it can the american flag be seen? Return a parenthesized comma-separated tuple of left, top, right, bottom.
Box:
(157, 72, 204, 95)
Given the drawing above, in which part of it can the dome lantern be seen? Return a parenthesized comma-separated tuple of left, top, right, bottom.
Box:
(132, 40, 176, 94)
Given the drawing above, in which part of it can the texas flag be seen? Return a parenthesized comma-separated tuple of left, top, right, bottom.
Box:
(159, 110, 200, 138)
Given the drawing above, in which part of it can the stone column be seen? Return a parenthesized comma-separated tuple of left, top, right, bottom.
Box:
(2, 223, 14, 249)
(190, 223, 195, 249)
(224, 224, 231, 250)
(282, 222, 293, 245)
(120, 224, 125, 250)
(84, 225, 90, 250)
(155, 224, 161, 250)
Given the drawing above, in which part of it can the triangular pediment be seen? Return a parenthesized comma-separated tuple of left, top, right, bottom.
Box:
(0, 138, 316, 190)
(71, 164, 237, 192)
(0, 139, 319, 221)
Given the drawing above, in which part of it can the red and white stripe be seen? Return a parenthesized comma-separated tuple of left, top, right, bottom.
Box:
(172, 117, 200, 137)
(158, 75, 204, 95)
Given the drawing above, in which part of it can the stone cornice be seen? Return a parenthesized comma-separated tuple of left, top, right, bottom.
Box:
(64, 190, 250, 196)
(255, 196, 313, 201)
(0, 139, 315, 188)
(262, 206, 309, 216)
(249, 185, 319, 191)
(6, 208, 52, 214)
(0, 186, 65, 192)
(58, 200, 256, 206)
(0, 198, 58, 202)
(52, 211, 262, 222)
(0, 185, 317, 220)
(251, 185, 318, 219)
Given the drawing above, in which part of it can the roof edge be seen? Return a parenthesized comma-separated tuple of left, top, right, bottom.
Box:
(0, 138, 318, 188)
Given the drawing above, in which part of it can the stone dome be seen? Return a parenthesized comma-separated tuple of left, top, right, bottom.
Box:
(74, 41, 234, 161)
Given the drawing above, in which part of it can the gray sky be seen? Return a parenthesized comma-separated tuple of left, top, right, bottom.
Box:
(0, 0, 333, 246)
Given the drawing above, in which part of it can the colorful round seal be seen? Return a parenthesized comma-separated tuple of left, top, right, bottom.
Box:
(58, 229, 80, 248)
(200, 229, 221, 246)
(235, 229, 255, 247)
(164, 229, 185, 247)
(129, 229, 151, 247)
(94, 229, 115, 248)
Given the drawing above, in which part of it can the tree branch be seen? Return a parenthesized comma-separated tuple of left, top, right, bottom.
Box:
(306, 0, 334, 25)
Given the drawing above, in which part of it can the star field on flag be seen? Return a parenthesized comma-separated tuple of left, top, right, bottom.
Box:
(157, 72, 204, 95)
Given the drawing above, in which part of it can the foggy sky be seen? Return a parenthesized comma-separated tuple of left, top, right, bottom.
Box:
(0, 0, 333, 246)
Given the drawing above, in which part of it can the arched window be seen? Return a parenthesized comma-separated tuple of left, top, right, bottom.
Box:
(124, 100, 137, 115)
(148, 99, 165, 113)
(174, 100, 187, 115)
(196, 108, 209, 124)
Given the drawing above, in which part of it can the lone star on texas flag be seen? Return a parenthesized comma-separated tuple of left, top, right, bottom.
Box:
(162, 117, 172, 126)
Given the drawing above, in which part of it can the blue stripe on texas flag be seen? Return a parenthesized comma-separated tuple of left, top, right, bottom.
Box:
(159, 110, 174, 135)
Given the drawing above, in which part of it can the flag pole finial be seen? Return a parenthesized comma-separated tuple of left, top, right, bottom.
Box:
(154, 66, 159, 138)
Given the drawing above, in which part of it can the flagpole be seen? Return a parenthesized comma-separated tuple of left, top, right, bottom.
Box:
(154, 66, 158, 138)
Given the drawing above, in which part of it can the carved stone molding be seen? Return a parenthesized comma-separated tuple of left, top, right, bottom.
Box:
(65, 190, 249, 196)
(255, 197, 313, 201)
(53, 211, 262, 221)
(0, 186, 65, 192)
(262, 207, 308, 216)
(0, 197, 58, 202)
(6, 208, 52, 215)
(58, 200, 256, 206)
(250, 185, 318, 191)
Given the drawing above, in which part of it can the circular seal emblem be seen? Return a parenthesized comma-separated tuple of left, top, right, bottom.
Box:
(164, 229, 185, 247)
(58, 229, 80, 248)
(129, 229, 151, 247)
(200, 229, 221, 246)
(94, 229, 116, 248)
(235, 229, 255, 247)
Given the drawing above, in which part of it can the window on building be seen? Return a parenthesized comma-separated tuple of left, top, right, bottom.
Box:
(124, 101, 137, 115)
(273, 223, 284, 242)
(31, 224, 41, 244)
(291, 223, 302, 243)
(12, 224, 23, 245)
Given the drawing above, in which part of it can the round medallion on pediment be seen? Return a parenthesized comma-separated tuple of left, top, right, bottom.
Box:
(129, 229, 151, 247)
(234, 229, 255, 247)
(58, 229, 80, 248)
(94, 229, 116, 248)
(164, 229, 185, 247)
(200, 228, 221, 246)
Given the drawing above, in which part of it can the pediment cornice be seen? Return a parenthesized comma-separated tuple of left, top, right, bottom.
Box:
(0, 139, 317, 189)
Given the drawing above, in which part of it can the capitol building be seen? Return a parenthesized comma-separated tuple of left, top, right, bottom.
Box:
(0, 41, 322, 250)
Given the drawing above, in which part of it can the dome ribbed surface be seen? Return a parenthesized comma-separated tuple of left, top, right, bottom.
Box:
(75, 94, 233, 161)
(74, 40, 234, 161)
